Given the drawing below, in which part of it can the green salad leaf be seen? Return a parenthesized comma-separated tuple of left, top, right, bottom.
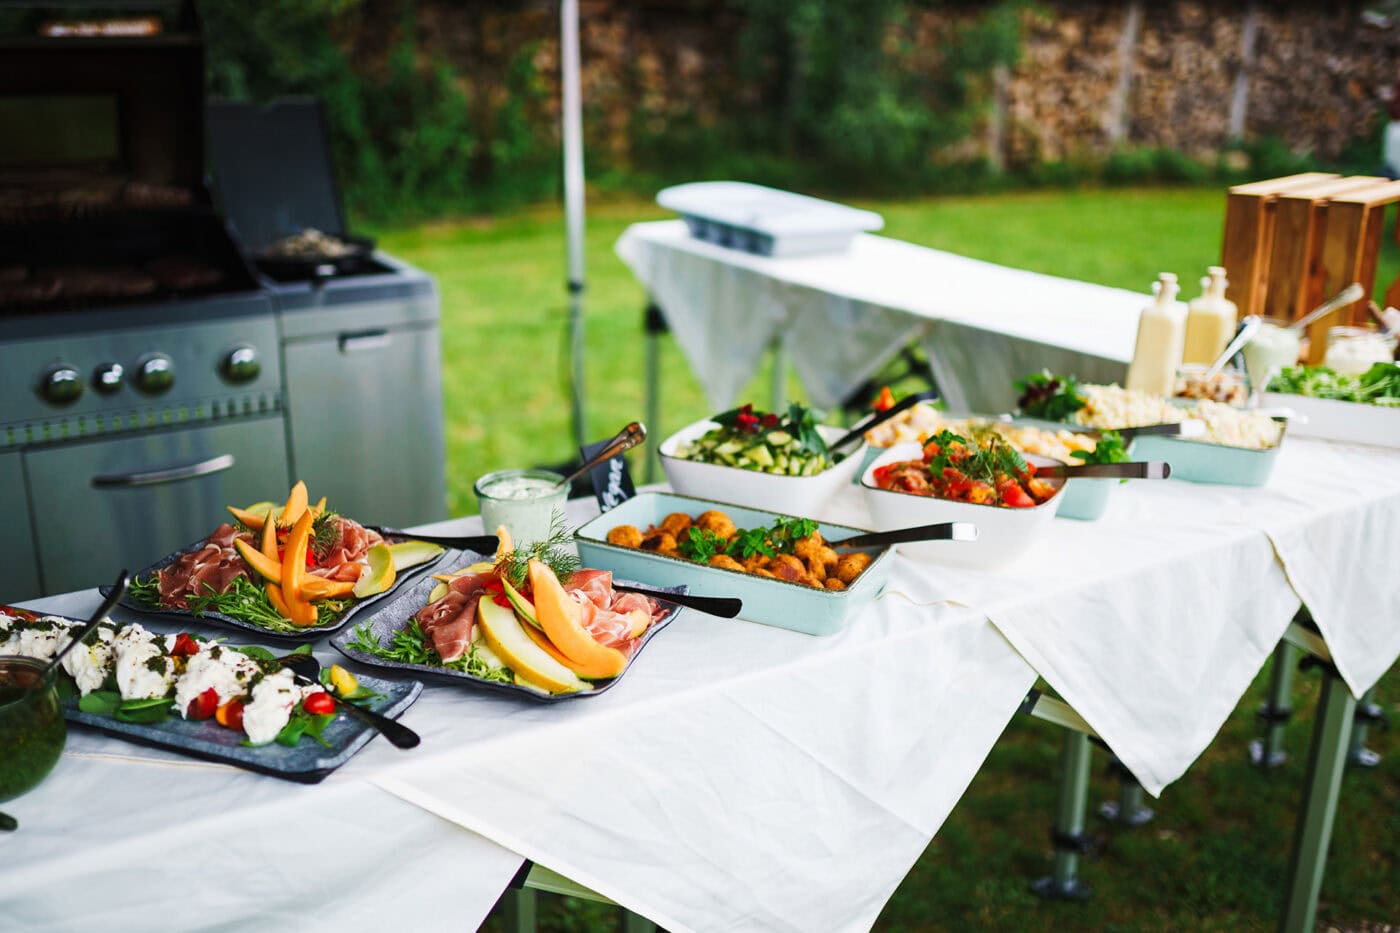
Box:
(1015, 370, 1086, 422)
(1268, 362, 1400, 406)
(1071, 430, 1129, 466)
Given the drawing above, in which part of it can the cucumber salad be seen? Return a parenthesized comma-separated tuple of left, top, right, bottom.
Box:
(675, 402, 832, 476)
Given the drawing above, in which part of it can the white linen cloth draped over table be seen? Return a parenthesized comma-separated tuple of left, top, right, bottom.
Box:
(4, 498, 1038, 933)
(615, 219, 1159, 413)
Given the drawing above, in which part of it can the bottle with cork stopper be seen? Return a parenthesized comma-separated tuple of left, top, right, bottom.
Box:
(1182, 266, 1237, 365)
(1125, 272, 1185, 397)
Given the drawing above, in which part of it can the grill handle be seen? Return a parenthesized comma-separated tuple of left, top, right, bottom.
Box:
(339, 329, 392, 353)
(92, 454, 235, 489)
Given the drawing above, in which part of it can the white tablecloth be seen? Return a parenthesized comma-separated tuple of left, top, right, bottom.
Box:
(6, 504, 1038, 933)
(616, 220, 1156, 413)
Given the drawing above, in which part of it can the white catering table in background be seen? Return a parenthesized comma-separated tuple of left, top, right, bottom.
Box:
(7, 434, 1398, 931)
(616, 219, 1160, 415)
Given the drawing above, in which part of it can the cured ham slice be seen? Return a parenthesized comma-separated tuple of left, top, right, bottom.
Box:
(563, 569, 666, 655)
(573, 599, 639, 655)
(316, 517, 383, 576)
(415, 572, 490, 663)
(156, 524, 252, 608)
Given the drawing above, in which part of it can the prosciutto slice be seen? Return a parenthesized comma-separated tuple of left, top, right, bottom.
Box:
(156, 524, 252, 609)
(563, 569, 664, 655)
(414, 572, 489, 663)
(313, 517, 384, 579)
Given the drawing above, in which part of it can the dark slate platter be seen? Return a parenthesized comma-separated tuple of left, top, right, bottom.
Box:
(330, 550, 685, 703)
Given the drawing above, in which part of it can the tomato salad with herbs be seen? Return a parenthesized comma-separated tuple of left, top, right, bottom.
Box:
(871, 429, 1061, 509)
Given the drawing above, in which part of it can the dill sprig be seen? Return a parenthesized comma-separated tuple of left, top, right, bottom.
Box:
(129, 573, 162, 607)
(494, 510, 580, 588)
(346, 621, 514, 684)
(310, 512, 342, 561)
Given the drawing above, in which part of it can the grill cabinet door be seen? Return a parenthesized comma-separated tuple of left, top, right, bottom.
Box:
(25, 417, 290, 595)
(0, 452, 42, 604)
(283, 322, 445, 526)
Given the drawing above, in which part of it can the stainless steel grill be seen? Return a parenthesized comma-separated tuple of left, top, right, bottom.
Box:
(0, 1, 445, 602)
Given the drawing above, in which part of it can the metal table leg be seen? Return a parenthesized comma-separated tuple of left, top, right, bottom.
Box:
(1346, 687, 1383, 768)
(1251, 641, 1297, 768)
(643, 301, 665, 484)
(501, 888, 537, 933)
(1099, 756, 1154, 826)
(1278, 669, 1356, 933)
(1032, 729, 1094, 900)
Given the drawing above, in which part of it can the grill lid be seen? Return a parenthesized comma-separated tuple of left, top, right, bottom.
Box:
(206, 98, 349, 251)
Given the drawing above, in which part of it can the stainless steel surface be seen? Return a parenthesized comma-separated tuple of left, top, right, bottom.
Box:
(91, 452, 236, 488)
(0, 452, 41, 603)
(26, 416, 289, 595)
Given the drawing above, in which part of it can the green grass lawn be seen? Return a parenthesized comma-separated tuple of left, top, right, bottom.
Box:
(373, 187, 1398, 930)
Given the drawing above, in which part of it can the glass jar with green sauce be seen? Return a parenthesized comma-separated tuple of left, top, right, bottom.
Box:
(0, 656, 66, 801)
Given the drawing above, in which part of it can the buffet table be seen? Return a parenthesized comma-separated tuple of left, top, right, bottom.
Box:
(615, 219, 1156, 417)
(7, 435, 1398, 931)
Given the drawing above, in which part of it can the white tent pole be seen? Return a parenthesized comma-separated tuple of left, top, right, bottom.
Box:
(561, 0, 587, 450)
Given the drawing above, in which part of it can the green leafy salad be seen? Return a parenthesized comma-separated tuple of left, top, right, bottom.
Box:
(1267, 362, 1400, 407)
(675, 402, 832, 476)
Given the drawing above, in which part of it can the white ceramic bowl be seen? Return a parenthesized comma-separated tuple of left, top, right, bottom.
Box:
(659, 418, 866, 516)
(860, 442, 1064, 569)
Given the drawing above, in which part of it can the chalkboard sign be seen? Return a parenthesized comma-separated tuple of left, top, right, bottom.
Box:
(581, 437, 637, 513)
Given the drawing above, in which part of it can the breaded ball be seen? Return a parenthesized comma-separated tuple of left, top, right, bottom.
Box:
(607, 525, 643, 548)
(694, 510, 737, 540)
(743, 553, 770, 573)
(769, 554, 806, 582)
(659, 512, 692, 539)
(641, 531, 677, 553)
(817, 546, 839, 570)
(823, 578, 847, 591)
(709, 554, 744, 571)
(793, 531, 826, 563)
(835, 552, 872, 584)
(804, 556, 827, 583)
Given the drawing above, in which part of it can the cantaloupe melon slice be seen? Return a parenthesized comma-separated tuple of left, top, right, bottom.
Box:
(528, 560, 627, 680)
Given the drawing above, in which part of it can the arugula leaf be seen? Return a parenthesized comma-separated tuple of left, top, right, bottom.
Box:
(1015, 370, 1086, 422)
(346, 621, 514, 684)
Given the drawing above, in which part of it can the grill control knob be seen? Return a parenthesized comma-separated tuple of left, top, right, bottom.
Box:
(39, 364, 83, 405)
(93, 362, 124, 394)
(221, 345, 261, 384)
(135, 353, 175, 395)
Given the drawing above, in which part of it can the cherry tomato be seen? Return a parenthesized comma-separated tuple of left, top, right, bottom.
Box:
(171, 633, 200, 657)
(215, 700, 245, 731)
(873, 386, 895, 412)
(186, 687, 219, 720)
(302, 691, 335, 716)
(998, 481, 1035, 509)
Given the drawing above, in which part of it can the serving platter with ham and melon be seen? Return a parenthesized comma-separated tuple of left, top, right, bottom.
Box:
(113, 481, 451, 639)
(332, 528, 682, 699)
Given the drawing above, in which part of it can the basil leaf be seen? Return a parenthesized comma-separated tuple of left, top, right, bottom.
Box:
(78, 691, 121, 716)
(238, 645, 276, 662)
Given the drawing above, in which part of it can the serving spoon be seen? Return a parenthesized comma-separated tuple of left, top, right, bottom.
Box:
(829, 390, 939, 460)
(276, 652, 420, 750)
(554, 421, 648, 490)
(31, 569, 128, 694)
(1288, 282, 1364, 334)
(1036, 461, 1171, 481)
(828, 521, 978, 549)
(611, 583, 742, 618)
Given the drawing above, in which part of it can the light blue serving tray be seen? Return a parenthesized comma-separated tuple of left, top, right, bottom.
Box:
(574, 492, 892, 636)
(1126, 421, 1286, 487)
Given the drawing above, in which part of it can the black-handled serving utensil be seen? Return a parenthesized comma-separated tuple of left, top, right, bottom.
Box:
(828, 521, 978, 549)
(33, 569, 127, 693)
(376, 528, 499, 556)
(0, 811, 15, 832)
(277, 653, 421, 750)
(612, 583, 742, 619)
(1115, 421, 1203, 443)
(1040, 461, 1171, 480)
(830, 390, 939, 459)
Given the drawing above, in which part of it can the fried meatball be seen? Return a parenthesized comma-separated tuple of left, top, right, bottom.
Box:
(817, 546, 839, 570)
(823, 578, 847, 591)
(607, 525, 643, 548)
(743, 553, 770, 573)
(709, 554, 744, 571)
(753, 568, 777, 578)
(641, 531, 677, 553)
(659, 512, 692, 539)
(769, 554, 806, 582)
(793, 532, 827, 563)
(694, 510, 736, 540)
(804, 556, 827, 583)
(835, 552, 872, 584)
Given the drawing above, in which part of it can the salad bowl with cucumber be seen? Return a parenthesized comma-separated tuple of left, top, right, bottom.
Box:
(659, 403, 867, 515)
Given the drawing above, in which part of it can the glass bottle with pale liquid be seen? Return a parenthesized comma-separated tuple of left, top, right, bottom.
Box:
(1182, 266, 1237, 365)
(1126, 272, 1185, 396)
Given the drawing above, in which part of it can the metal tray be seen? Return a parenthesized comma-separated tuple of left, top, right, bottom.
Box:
(32, 609, 422, 784)
(573, 492, 892, 636)
(330, 550, 686, 703)
(108, 530, 458, 641)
